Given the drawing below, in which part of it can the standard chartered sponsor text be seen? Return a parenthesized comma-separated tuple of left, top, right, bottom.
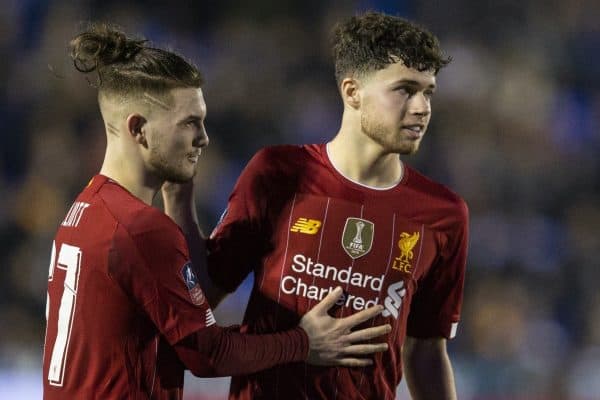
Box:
(281, 254, 383, 311)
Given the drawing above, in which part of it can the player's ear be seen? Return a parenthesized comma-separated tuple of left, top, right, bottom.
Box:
(126, 114, 148, 146)
(341, 78, 361, 109)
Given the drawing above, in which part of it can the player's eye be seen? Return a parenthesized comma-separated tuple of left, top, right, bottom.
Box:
(394, 86, 417, 97)
(424, 90, 435, 99)
(186, 120, 201, 128)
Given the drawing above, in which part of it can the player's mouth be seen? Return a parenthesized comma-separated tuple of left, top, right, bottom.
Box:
(401, 124, 424, 139)
(188, 152, 200, 163)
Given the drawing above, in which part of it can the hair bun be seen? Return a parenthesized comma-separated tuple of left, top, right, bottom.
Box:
(70, 23, 146, 73)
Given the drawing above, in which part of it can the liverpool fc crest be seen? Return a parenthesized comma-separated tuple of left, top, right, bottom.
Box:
(392, 231, 420, 273)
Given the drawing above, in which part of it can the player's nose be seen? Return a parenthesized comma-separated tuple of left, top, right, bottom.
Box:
(194, 125, 209, 148)
(408, 92, 431, 117)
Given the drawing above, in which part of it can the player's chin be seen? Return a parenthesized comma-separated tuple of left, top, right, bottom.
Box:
(392, 143, 420, 155)
(407, 144, 421, 154)
(163, 169, 196, 184)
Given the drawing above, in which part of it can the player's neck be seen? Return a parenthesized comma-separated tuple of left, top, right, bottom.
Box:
(99, 149, 160, 205)
(327, 131, 403, 189)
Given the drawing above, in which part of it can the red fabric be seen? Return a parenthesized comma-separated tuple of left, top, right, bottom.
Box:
(174, 325, 308, 377)
(43, 175, 214, 400)
(207, 144, 469, 400)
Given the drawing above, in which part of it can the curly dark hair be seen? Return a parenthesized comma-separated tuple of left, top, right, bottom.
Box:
(70, 23, 202, 95)
(332, 12, 451, 84)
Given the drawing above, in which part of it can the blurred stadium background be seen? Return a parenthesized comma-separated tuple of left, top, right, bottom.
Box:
(1, 0, 599, 398)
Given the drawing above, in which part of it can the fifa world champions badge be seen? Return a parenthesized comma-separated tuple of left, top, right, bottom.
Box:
(342, 218, 374, 259)
(181, 262, 206, 306)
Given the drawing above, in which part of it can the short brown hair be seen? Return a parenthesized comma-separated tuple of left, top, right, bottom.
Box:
(332, 12, 451, 84)
(70, 23, 202, 96)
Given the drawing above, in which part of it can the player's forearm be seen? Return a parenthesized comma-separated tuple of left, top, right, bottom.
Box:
(162, 183, 203, 235)
(181, 228, 227, 306)
(402, 337, 457, 400)
(162, 186, 226, 306)
(174, 325, 309, 377)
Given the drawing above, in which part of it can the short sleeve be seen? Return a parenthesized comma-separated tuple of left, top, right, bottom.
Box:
(207, 151, 272, 292)
(407, 201, 469, 339)
(108, 210, 216, 345)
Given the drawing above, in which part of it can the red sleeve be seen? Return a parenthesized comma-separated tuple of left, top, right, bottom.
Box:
(173, 324, 309, 377)
(207, 150, 273, 292)
(108, 208, 216, 345)
(407, 200, 469, 339)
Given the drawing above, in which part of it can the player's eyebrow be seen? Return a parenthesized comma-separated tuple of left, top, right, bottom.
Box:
(178, 115, 204, 124)
(143, 92, 171, 110)
(390, 79, 436, 89)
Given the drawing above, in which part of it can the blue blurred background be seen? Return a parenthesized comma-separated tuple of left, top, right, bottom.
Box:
(1, 0, 599, 398)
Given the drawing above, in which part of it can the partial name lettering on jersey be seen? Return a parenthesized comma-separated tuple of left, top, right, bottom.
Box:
(61, 202, 90, 228)
(180, 262, 206, 307)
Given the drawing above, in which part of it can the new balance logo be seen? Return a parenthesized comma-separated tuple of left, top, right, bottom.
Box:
(290, 218, 322, 235)
(382, 281, 407, 319)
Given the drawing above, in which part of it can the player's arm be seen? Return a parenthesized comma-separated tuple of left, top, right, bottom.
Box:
(127, 206, 391, 375)
(404, 199, 468, 398)
(163, 149, 292, 307)
(402, 336, 457, 400)
(162, 180, 227, 306)
(174, 287, 391, 377)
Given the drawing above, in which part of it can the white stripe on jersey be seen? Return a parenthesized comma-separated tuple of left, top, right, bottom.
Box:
(450, 322, 459, 339)
(205, 309, 216, 326)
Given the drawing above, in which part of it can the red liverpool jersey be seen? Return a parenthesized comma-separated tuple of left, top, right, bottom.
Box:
(43, 175, 215, 400)
(208, 144, 469, 400)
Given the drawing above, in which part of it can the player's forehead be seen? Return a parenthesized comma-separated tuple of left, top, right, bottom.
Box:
(169, 87, 206, 118)
(368, 60, 436, 88)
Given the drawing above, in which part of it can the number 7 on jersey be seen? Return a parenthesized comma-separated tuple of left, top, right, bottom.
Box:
(45, 241, 82, 387)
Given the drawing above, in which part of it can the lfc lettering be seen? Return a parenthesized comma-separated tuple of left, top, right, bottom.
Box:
(391, 232, 420, 273)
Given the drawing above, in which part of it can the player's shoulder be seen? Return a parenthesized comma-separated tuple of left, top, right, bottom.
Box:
(241, 145, 317, 183)
(250, 144, 314, 167)
(405, 165, 469, 221)
(97, 179, 183, 245)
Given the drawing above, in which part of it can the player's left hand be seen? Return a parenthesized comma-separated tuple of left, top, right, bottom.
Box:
(300, 286, 391, 367)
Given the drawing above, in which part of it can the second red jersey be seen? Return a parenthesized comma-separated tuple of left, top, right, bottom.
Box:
(43, 175, 215, 400)
(208, 144, 469, 400)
